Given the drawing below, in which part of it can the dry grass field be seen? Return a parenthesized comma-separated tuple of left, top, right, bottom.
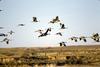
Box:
(0, 45, 100, 66)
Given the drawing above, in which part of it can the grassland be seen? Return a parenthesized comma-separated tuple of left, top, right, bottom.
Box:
(0, 45, 100, 66)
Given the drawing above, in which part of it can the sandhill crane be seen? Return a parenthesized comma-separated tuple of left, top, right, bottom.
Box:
(18, 24, 25, 26)
(56, 32, 62, 36)
(60, 23, 66, 29)
(0, 38, 10, 44)
(38, 28, 52, 37)
(53, 16, 60, 22)
(91, 33, 100, 42)
(79, 36, 87, 42)
(59, 42, 67, 47)
(32, 17, 38, 22)
(69, 36, 78, 42)
(8, 30, 14, 35)
(0, 33, 8, 37)
(49, 16, 60, 23)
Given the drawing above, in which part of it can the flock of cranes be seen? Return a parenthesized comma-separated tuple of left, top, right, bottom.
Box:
(58, 33, 100, 47)
(0, 0, 100, 47)
(0, 30, 14, 44)
(33, 16, 67, 38)
(0, 15, 100, 46)
(69, 33, 100, 43)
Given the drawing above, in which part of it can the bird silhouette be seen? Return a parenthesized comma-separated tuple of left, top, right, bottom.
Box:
(49, 16, 60, 23)
(0, 38, 10, 44)
(56, 32, 62, 36)
(59, 42, 67, 47)
(38, 28, 52, 37)
(60, 23, 66, 29)
(32, 17, 38, 22)
(79, 36, 87, 42)
(91, 33, 100, 42)
(55, 16, 60, 21)
(18, 24, 25, 26)
(69, 36, 78, 42)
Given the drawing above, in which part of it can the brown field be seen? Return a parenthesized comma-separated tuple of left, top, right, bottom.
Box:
(0, 45, 100, 67)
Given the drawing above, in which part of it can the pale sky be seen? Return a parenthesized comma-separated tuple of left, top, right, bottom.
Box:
(0, 0, 100, 48)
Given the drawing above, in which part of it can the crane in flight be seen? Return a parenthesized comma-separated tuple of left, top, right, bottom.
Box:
(18, 24, 25, 26)
(0, 38, 10, 44)
(79, 36, 87, 42)
(60, 23, 67, 29)
(56, 32, 62, 36)
(69, 36, 78, 42)
(32, 17, 39, 22)
(38, 28, 52, 37)
(49, 16, 60, 23)
(91, 33, 100, 42)
(59, 42, 67, 47)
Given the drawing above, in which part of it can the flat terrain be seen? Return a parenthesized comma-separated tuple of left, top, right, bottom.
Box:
(0, 45, 100, 66)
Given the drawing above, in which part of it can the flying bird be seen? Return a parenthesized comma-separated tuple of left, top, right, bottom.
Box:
(79, 36, 87, 42)
(56, 32, 62, 36)
(59, 42, 67, 47)
(60, 23, 67, 29)
(91, 33, 100, 42)
(49, 16, 60, 23)
(18, 24, 25, 26)
(0, 38, 10, 44)
(69, 36, 78, 42)
(32, 17, 38, 22)
(55, 16, 60, 21)
(38, 28, 52, 37)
